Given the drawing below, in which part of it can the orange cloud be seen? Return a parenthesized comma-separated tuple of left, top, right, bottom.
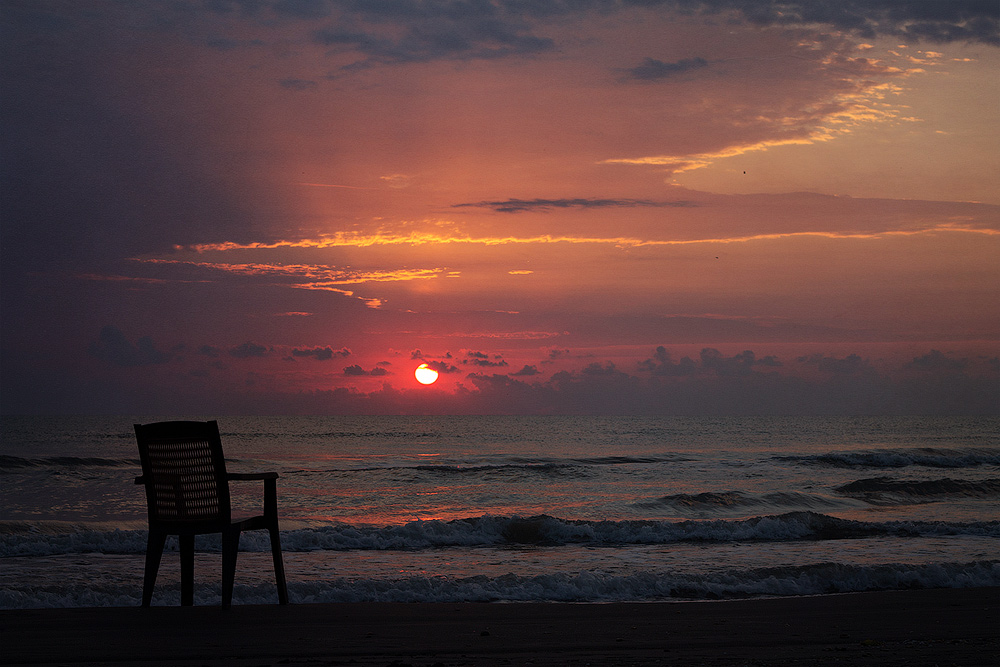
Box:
(175, 225, 998, 256)
(135, 258, 444, 284)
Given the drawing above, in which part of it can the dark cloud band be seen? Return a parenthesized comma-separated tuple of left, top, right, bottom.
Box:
(622, 57, 709, 81)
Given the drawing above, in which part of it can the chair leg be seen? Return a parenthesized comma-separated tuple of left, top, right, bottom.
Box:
(268, 524, 289, 605)
(142, 530, 167, 607)
(221, 528, 241, 609)
(179, 535, 195, 606)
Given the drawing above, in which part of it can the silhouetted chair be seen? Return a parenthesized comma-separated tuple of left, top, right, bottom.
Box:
(133, 420, 288, 608)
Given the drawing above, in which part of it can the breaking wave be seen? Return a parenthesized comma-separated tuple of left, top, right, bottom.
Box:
(4, 512, 998, 557)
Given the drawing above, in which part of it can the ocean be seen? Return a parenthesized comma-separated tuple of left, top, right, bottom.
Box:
(1, 415, 998, 608)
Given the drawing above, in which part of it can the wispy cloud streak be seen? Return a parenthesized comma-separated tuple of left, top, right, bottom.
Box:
(136, 259, 443, 283)
(453, 198, 698, 213)
(173, 225, 999, 254)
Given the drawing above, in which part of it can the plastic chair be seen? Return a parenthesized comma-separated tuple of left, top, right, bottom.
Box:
(133, 420, 288, 608)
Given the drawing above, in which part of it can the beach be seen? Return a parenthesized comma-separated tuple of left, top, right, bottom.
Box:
(4, 587, 998, 666)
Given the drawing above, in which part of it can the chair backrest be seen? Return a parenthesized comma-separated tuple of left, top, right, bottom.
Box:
(134, 420, 231, 525)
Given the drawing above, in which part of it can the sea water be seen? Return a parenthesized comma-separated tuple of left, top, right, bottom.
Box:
(1, 415, 997, 608)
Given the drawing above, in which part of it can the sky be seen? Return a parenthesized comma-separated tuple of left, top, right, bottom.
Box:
(2, 0, 998, 415)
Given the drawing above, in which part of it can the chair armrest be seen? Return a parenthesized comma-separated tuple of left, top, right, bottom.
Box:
(227, 472, 279, 481)
(227, 472, 280, 519)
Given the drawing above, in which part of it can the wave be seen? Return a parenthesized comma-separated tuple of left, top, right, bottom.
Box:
(780, 447, 1000, 469)
(4, 512, 999, 556)
(0, 455, 140, 470)
(569, 455, 690, 465)
(835, 477, 1000, 504)
(3, 560, 998, 608)
(639, 490, 849, 512)
(293, 454, 690, 478)
(288, 560, 1000, 604)
(291, 463, 587, 482)
(287, 430, 440, 439)
(359, 462, 579, 476)
(297, 454, 687, 475)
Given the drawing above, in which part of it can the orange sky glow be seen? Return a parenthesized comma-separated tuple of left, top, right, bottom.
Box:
(2, 1, 997, 414)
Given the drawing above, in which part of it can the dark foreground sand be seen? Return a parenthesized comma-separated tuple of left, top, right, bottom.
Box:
(3, 588, 997, 666)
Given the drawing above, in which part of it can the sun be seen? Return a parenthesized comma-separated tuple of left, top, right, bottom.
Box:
(414, 363, 439, 385)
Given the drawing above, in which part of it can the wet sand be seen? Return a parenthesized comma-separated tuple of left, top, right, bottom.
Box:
(3, 587, 997, 666)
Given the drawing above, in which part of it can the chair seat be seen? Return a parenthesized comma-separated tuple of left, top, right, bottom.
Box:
(150, 514, 270, 535)
(232, 514, 271, 532)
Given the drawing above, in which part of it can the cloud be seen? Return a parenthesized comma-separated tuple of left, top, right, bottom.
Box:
(343, 364, 392, 376)
(427, 360, 462, 374)
(62, 340, 1000, 415)
(637, 346, 781, 377)
(173, 194, 1000, 251)
(582, 361, 618, 375)
(303, 1, 1000, 57)
(512, 364, 540, 376)
(907, 349, 968, 372)
(466, 357, 509, 368)
(380, 174, 414, 189)
(272, 0, 331, 20)
(313, 6, 554, 69)
(279, 78, 317, 90)
(461, 350, 508, 367)
(88, 326, 173, 367)
(301, 1, 1000, 68)
(456, 346, 995, 415)
(798, 353, 873, 374)
(292, 346, 351, 361)
(723, 0, 1000, 45)
(637, 346, 699, 377)
(622, 57, 709, 82)
(230, 342, 270, 358)
(700, 348, 782, 376)
(453, 198, 696, 213)
(133, 259, 443, 288)
(459, 331, 567, 340)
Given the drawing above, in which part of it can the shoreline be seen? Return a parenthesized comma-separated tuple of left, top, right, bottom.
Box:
(4, 587, 998, 666)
